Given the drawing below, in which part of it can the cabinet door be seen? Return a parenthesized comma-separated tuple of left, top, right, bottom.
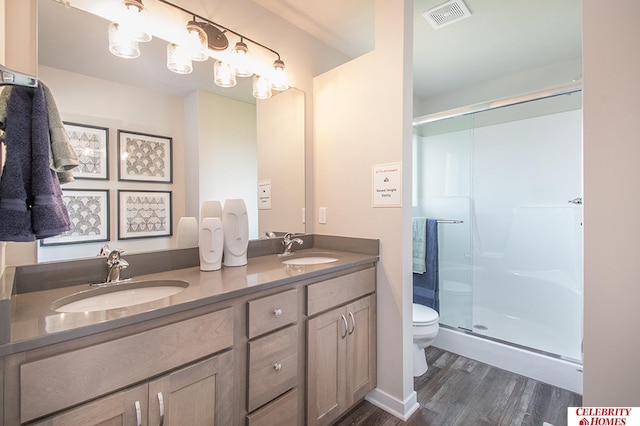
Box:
(148, 350, 234, 426)
(32, 384, 148, 426)
(307, 305, 348, 426)
(345, 295, 376, 405)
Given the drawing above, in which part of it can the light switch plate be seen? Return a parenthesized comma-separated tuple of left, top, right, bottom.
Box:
(319, 207, 327, 224)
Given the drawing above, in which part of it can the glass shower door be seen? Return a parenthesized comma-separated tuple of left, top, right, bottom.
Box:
(413, 114, 474, 331)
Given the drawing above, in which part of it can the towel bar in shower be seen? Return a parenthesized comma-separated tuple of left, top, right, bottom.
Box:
(436, 219, 464, 224)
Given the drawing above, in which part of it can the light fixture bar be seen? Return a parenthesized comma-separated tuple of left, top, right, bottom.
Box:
(155, 0, 282, 61)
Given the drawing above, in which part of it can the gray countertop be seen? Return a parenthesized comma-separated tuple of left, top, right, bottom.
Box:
(2, 248, 378, 356)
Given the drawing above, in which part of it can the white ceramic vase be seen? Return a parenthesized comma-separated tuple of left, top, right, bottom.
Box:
(222, 199, 249, 267)
(199, 217, 224, 271)
(176, 217, 198, 248)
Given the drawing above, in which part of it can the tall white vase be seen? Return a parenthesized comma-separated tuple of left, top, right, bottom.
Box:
(176, 217, 198, 248)
(201, 200, 223, 220)
(222, 199, 248, 267)
(200, 217, 223, 271)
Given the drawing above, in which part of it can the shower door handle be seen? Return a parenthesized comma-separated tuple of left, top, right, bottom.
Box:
(568, 197, 582, 205)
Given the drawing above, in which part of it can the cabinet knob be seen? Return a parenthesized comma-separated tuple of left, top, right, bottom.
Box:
(274, 362, 283, 372)
(273, 308, 283, 318)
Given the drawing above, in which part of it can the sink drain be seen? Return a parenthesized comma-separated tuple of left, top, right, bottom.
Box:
(473, 324, 488, 330)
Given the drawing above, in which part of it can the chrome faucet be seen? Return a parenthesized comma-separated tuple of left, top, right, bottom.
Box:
(106, 249, 129, 282)
(281, 232, 303, 256)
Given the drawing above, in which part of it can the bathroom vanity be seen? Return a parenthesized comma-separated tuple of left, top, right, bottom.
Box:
(0, 236, 378, 426)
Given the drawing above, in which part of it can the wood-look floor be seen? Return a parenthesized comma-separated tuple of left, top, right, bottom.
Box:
(335, 347, 582, 426)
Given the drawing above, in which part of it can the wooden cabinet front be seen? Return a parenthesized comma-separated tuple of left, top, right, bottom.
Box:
(307, 294, 376, 426)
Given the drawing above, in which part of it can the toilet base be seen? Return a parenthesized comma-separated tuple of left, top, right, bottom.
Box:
(413, 344, 428, 377)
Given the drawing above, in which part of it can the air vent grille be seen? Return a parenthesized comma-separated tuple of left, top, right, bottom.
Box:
(423, 0, 472, 29)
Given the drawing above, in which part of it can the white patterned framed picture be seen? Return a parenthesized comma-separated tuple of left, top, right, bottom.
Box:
(40, 189, 110, 246)
(64, 122, 109, 180)
(118, 190, 172, 240)
(118, 130, 172, 183)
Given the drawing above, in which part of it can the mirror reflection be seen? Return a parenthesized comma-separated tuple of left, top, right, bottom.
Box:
(35, 0, 305, 262)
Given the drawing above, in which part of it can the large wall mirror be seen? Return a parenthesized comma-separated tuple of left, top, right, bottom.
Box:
(35, 0, 305, 262)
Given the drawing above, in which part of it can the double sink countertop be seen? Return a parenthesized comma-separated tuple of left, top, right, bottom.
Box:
(0, 235, 379, 356)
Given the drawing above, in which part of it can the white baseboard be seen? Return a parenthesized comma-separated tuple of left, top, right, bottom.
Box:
(365, 388, 420, 421)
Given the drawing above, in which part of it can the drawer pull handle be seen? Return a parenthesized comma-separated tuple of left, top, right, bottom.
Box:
(340, 314, 348, 338)
(274, 362, 283, 372)
(135, 400, 142, 426)
(158, 392, 165, 426)
(348, 311, 356, 335)
(273, 308, 283, 318)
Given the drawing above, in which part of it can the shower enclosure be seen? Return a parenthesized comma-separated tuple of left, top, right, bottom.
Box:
(413, 88, 583, 363)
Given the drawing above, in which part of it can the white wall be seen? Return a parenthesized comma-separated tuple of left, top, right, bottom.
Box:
(256, 89, 305, 236)
(184, 91, 258, 238)
(33, 66, 186, 262)
(313, 0, 417, 419)
(582, 1, 640, 406)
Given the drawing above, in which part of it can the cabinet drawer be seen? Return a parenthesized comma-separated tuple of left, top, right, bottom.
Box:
(20, 307, 234, 423)
(248, 324, 298, 412)
(247, 388, 298, 426)
(248, 288, 298, 338)
(307, 268, 375, 316)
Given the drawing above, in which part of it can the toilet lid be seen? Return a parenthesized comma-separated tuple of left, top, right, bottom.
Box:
(413, 303, 439, 325)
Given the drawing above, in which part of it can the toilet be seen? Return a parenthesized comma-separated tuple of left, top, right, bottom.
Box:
(413, 303, 440, 376)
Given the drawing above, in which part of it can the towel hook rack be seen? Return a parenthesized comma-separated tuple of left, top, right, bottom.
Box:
(0, 64, 38, 88)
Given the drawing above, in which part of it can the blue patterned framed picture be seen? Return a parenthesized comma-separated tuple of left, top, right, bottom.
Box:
(64, 122, 109, 180)
(118, 190, 172, 240)
(40, 189, 110, 246)
(117, 130, 173, 183)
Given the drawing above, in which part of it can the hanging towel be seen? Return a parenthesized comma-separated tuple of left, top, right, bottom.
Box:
(0, 84, 79, 184)
(0, 85, 71, 241)
(413, 218, 439, 312)
(413, 217, 427, 273)
(41, 82, 79, 183)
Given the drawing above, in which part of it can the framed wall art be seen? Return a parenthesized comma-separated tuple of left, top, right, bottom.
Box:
(40, 189, 110, 246)
(118, 190, 172, 240)
(118, 130, 173, 183)
(63, 122, 109, 180)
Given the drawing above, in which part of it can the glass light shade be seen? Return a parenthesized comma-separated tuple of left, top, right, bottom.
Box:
(230, 41, 253, 77)
(214, 61, 237, 87)
(271, 59, 289, 91)
(253, 75, 272, 99)
(185, 22, 209, 62)
(167, 43, 193, 74)
(108, 22, 140, 59)
(121, 0, 151, 42)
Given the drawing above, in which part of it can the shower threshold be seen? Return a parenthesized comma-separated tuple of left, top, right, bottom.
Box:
(451, 324, 582, 365)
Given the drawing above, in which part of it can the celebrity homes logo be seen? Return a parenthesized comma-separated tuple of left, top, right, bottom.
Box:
(568, 407, 640, 425)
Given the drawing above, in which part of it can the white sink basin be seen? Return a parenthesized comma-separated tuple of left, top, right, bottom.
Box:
(281, 255, 339, 265)
(52, 280, 189, 313)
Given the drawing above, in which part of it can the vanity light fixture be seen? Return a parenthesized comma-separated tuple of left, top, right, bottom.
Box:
(184, 19, 209, 62)
(252, 75, 272, 100)
(108, 0, 151, 59)
(214, 60, 237, 88)
(106, 0, 290, 99)
(271, 59, 289, 91)
(230, 38, 253, 77)
(167, 42, 193, 74)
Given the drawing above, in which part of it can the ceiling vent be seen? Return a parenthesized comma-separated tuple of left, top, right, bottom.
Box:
(423, 0, 472, 29)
